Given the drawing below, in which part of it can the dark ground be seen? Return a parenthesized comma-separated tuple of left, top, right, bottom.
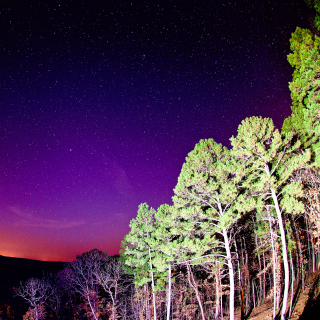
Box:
(245, 269, 320, 320)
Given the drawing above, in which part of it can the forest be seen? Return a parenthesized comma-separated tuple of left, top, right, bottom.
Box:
(9, 1, 320, 320)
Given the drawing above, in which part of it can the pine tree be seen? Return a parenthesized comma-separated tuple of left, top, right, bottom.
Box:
(283, 27, 320, 165)
(121, 203, 157, 320)
(231, 116, 310, 320)
(172, 139, 252, 320)
(150, 204, 179, 320)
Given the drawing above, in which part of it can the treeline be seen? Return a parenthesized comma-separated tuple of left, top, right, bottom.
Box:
(15, 3, 320, 320)
(121, 114, 318, 320)
(15, 250, 133, 320)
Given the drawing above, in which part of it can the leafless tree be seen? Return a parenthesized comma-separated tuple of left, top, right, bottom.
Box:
(61, 250, 104, 320)
(94, 256, 130, 320)
(15, 277, 51, 320)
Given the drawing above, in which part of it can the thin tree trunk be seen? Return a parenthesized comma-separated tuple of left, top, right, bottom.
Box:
(215, 267, 221, 319)
(252, 280, 255, 309)
(220, 277, 224, 320)
(114, 282, 118, 320)
(148, 246, 157, 320)
(293, 219, 304, 290)
(271, 189, 289, 320)
(254, 229, 262, 306)
(87, 295, 98, 320)
(240, 285, 245, 320)
(110, 293, 116, 320)
(144, 284, 151, 320)
(241, 238, 250, 313)
(166, 264, 172, 320)
(186, 263, 205, 320)
(289, 251, 295, 318)
(33, 304, 39, 320)
(222, 228, 235, 320)
(275, 238, 281, 311)
(312, 233, 316, 272)
(269, 216, 277, 320)
(262, 250, 266, 302)
(234, 238, 245, 320)
(306, 219, 312, 272)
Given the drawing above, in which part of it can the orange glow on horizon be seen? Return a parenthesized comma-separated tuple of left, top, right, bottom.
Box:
(0, 235, 122, 262)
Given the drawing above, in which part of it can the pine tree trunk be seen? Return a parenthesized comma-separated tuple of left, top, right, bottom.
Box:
(166, 264, 172, 320)
(215, 267, 221, 319)
(269, 216, 278, 319)
(275, 236, 282, 311)
(289, 251, 295, 318)
(254, 230, 262, 306)
(262, 250, 266, 302)
(241, 238, 250, 314)
(234, 239, 244, 320)
(148, 246, 157, 320)
(271, 189, 289, 320)
(293, 219, 305, 290)
(222, 228, 235, 320)
(240, 285, 245, 320)
(221, 277, 224, 320)
(252, 280, 256, 309)
(186, 263, 206, 320)
(311, 232, 316, 272)
(144, 284, 151, 320)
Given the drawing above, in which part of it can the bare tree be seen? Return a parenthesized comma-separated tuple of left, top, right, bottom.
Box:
(61, 250, 104, 320)
(45, 273, 65, 320)
(15, 277, 51, 320)
(94, 256, 130, 320)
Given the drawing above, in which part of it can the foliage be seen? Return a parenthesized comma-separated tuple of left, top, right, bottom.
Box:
(283, 27, 320, 165)
(304, 0, 320, 32)
(23, 305, 46, 320)
(231, 116, 310, 215)
(121, 203, 156, 287)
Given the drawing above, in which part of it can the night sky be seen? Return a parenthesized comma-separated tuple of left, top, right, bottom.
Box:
(0, 0, 310, 261)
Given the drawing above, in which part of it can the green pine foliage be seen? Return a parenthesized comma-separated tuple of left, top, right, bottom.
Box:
(172, 138, 247, 227)
(121, 203, 156, 287)
(231, 116, 310, 319)
(283, 27, 320, 164)
(172, 138, 249, 320)
(304, 0, 320, 31)
(231, 116, 310, 216)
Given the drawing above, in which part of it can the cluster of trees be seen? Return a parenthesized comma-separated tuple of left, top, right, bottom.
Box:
(121, 4, 320, 320)
(15, 250, 131, 320)
(15, 2, 320, 319)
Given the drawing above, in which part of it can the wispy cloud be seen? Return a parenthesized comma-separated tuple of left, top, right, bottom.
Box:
(105, 159, 133, 196)
(9, 206, 85, 229)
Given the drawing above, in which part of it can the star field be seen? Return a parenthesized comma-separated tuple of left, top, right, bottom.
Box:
(0, 0, 309, 261)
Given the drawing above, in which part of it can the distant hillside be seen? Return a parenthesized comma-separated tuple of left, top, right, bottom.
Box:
(0, 255, 65, 287)
(0, 255, 65, 319)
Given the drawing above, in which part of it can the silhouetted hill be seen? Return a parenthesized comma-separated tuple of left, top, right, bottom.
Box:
(0, 255, 64, 287)
(0, 255, 65, 319)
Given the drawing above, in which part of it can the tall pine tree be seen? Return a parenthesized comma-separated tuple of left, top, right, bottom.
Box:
(173, 139, 251, 320)
(231, 116, 310, 320)
(121, 203, 157, 320)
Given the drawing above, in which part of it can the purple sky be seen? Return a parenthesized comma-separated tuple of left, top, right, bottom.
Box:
(0, 0, 309, 261)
